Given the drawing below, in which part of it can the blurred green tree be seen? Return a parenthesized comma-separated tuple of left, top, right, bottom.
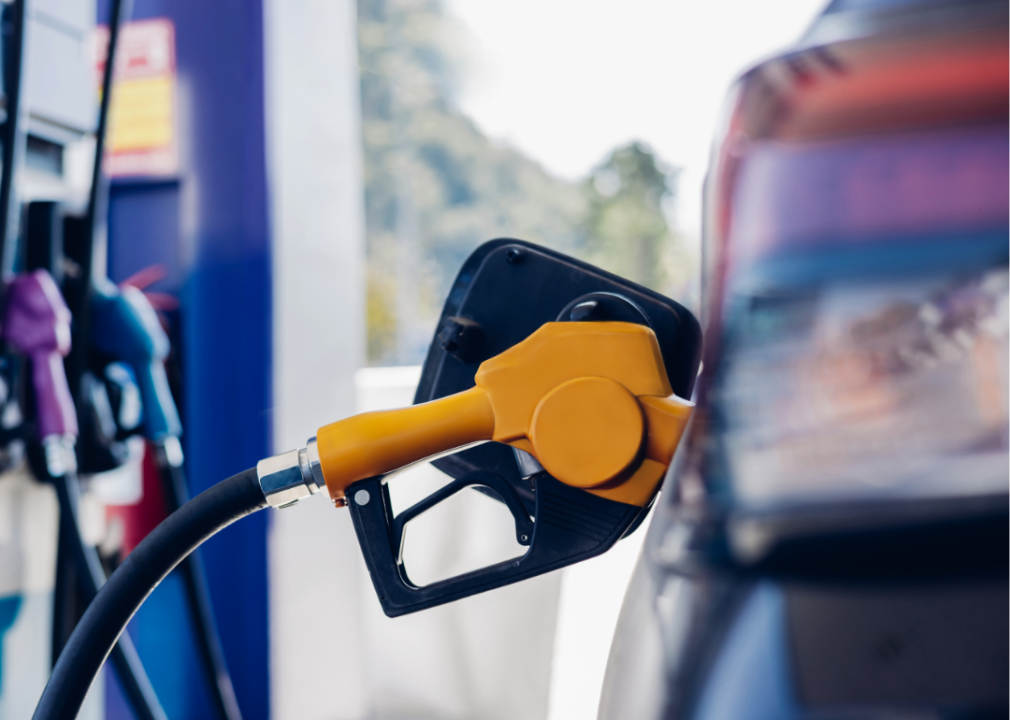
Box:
(357, 0, 693, 364)
(358, 0, 585, 363)
(583, 143, 694, 299)
(585, 143, 672, 290)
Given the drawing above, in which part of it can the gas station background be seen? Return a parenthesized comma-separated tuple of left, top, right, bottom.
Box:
(1, 0, 825, 718)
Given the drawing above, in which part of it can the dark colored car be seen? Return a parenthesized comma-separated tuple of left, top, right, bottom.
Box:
(599, 1, 1009, 718)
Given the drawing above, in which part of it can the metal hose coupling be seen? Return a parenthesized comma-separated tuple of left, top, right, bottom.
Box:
(257, 437, 328, 508)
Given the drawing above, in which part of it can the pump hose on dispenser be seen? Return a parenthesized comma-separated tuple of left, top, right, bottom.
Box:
(155, 441, 245, 720)
(45, 456, 169, 720)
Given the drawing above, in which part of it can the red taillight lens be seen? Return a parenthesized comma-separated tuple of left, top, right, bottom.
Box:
(728, 124, 1008, 272)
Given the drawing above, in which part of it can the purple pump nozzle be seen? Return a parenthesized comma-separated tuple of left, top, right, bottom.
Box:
(3, 269, 78, 441)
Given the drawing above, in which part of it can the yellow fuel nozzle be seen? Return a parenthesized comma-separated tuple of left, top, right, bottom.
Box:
(316, 321, 693, 507)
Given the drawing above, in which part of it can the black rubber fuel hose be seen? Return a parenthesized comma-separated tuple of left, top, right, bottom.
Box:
(159, 457, 244, 720)
(49, 467, 168, 720)
(33, 468, 267, 720)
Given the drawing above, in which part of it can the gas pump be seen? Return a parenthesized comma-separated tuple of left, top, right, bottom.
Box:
(0, 0, 168, 717)
(0, 0, 239, 717)
(37, 0, 243, 717)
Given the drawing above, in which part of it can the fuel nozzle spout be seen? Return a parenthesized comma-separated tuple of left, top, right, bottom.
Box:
(262, 321, 693, 510)
(2, 269, 79, 477)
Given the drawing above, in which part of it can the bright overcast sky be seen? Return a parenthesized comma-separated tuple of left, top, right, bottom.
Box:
(446, 0, 827, 239)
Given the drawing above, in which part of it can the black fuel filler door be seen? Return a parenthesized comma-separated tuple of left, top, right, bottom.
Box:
(414, 238, 702, 516)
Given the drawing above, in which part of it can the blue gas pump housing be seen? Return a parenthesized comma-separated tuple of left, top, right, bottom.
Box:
(100, 1, 273, 717)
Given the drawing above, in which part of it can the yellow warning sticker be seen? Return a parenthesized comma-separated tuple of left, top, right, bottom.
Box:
(109, 76, 173, 152)
(95, 18, 177, 177)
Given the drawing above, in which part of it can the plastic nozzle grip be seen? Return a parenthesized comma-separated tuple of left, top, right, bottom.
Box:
(317, 386, 496, 503)
(91, 282, 182, 439)
(317, 322, 693, 507)
(2, 270, 78, 439)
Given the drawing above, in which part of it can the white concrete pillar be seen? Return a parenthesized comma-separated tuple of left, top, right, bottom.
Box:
(263, 0, 367, 717)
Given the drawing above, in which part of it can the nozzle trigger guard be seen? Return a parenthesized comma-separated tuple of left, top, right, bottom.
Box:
(390, 470, 534, 551)
(348, 470, 644, 617)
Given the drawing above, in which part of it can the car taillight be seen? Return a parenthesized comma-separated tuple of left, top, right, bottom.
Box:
(727, 123, 1008, 274)
(701, 12, 1007, 344)
(695, 4, 1008, 508)
(703, 122, 1008, 506)
(712, 267, 1007, 505)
